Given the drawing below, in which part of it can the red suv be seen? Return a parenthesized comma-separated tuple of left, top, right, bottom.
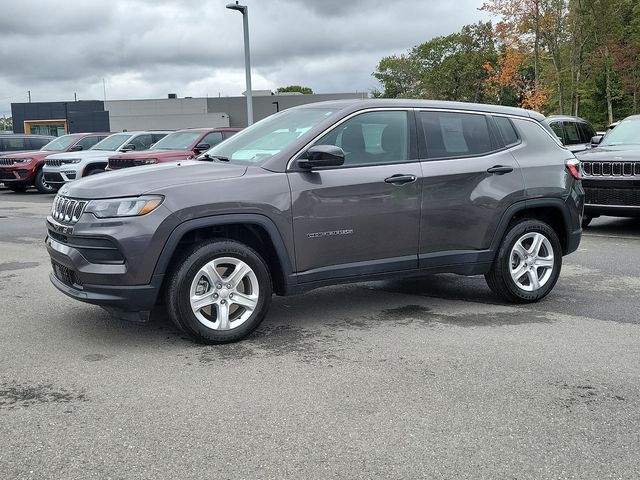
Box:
(0, 133, 110, 193)
(106, 127, 241, 170)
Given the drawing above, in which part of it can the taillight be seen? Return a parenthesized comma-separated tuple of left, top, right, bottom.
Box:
(566, 158, 581, 180)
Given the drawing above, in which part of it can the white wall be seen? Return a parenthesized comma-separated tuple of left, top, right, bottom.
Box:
(105, 98, 229, 131)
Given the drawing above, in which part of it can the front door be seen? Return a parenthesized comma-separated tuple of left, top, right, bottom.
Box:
(288, 110, 422, 282)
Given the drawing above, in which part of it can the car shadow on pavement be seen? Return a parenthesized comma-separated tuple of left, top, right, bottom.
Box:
(585, 217, 640, 237)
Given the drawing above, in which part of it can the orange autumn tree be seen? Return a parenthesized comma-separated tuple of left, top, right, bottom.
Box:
(481, 0, 551, 111)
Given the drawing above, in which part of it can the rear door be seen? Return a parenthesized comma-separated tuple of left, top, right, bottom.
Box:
(288, 109, 422, 282)
(417, 110, 526, 264)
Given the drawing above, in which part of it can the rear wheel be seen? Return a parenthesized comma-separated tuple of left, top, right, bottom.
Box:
(85, 167, 104, 176)
(485, 219, 562, 303)
(165, 240, 272, 344)
(34, 169, 55, 194)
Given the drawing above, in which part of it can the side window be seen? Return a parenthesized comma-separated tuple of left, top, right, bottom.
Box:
(420, 111, 493, 159)
(578, 122, 595, 143)
(563, 121, 581, 145)
(129, 134, 153, 150)
(75, 136, 100, 150)
(548, 122, 565, 144)
(1, 137, 28, 151)
(313, 110, 409, 166)
(151, 133, 167, 144)
(201, 132, 224, 147)
(494, 116, 520, 146)
(29, 138, 50, 149)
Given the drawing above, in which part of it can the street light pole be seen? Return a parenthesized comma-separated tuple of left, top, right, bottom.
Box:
(226, 1, 253, 126)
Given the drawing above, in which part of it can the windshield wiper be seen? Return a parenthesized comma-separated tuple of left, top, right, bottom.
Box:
(201, 154, 230, 162)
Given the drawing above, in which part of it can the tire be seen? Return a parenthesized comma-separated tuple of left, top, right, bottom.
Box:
(165, 239, 272, 344)
(485, 219, 562, 303)
(7, 184, 28, 192)
(581, 216, 593, 228)
(34, 169, 55, 194)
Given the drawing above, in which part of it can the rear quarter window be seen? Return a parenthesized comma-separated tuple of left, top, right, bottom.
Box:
(494, 116, 520, 146)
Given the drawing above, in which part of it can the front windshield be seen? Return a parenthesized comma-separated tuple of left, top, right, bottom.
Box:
(91, 133, 132, 151)
(601, 119, 640, 146)
(203, 108, 336, 163)
(41, 134, 81, 152)
(152, 131, 202, 150)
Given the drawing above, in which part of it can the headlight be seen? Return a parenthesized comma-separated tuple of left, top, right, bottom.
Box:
(136, 159, 158, 165)
(15, 158, 32, 164)
(65, 159, 82, 164)
(85, 195, 164, 218)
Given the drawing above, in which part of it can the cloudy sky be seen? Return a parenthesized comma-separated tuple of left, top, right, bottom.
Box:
(0, 0, 490, 117)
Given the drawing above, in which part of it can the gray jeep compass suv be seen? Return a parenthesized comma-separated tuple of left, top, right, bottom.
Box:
(46, 100, 584, 344)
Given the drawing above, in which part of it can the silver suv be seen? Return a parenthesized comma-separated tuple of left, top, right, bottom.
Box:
(46, 100, 584, 344)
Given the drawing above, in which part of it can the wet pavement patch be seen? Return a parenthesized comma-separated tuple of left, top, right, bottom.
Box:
(552, 381, 626, 412)
(0, 261, 39, 272)
(83, 353, 110, 362)
(0, 381, 88, 410)
(197, 324, 339, 364)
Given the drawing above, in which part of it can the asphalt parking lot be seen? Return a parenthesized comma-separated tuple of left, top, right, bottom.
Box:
(1, 188, 639, 479)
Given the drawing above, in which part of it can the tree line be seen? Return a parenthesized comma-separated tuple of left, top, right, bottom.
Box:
(372, 0, 640, 129)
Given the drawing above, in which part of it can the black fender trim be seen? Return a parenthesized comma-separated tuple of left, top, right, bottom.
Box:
(489, 198, 579, 256)
(152, 214, 295, 283)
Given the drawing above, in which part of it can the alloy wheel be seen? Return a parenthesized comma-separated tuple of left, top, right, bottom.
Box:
(509, 232, 554, 292)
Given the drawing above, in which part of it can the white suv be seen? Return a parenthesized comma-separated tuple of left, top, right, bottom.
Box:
(43, 131, 169, 188)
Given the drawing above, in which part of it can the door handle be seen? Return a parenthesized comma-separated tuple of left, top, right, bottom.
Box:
(486, 165, 514, 175)
(384, 174, 417, 185)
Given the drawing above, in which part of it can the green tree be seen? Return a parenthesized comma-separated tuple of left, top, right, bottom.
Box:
(0, 116, 12, 132)
(276, 85, 314, 94)
(373, 22, 498, 103)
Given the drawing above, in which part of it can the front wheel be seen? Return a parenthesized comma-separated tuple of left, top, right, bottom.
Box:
(34, 169, 56, 194)
(581, 215, 593, 228)
(165, 240, 272, 344)
(485, 219, 562, 303)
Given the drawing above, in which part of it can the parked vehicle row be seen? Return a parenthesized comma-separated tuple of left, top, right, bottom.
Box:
(0, 133, 110, 193)
(0, 127, 240, 193)
(45, 99, 585, 344)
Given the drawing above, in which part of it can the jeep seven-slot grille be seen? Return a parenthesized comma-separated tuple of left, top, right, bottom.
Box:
(46, 158, 64, 167)
(582, 161, 640, 177)
(51, 196, 87, 224)
(108, 158, 138, 169)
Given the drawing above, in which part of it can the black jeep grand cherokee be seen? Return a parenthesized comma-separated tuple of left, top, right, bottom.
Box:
(577, 115, 640, 226)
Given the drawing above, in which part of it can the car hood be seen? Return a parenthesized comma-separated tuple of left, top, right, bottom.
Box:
(0, 150, 46, 160)
(46, 150, 118, 160)
(576, 146, 640, 161)
(109, 149, 192, 160)
(59, 160, 247, 199)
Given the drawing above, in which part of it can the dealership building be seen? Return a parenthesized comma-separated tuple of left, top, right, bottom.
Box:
(10, 92, 366, 136)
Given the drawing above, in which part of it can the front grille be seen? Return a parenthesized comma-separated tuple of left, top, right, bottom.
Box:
(585, 187, 640, 206)
(51, 260, 82, 288)
(108, 158, 155, 169)
(51, 195, 87, 224)
(0, 158, 20, 166)
(582, 161, 640, 177)
(108, 158, 136, 169)
(46, 158, 63, 167)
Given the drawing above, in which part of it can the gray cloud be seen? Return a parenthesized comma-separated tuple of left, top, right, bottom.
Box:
(0, 0, 490, 116)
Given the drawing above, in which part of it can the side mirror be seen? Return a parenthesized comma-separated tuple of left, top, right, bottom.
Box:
(297, 145, 345, 169)
(194, 143, 210, 152)
(591, 135, 603, 147)
(121, 144, 136, 152)
(69, 144, 83, 151)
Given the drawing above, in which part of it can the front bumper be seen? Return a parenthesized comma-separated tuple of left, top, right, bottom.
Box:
(0, 165, 36, 183)
(43, 167, 78, 185)
(45, 205, 178, 315)
(582, 178, 640, 217)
